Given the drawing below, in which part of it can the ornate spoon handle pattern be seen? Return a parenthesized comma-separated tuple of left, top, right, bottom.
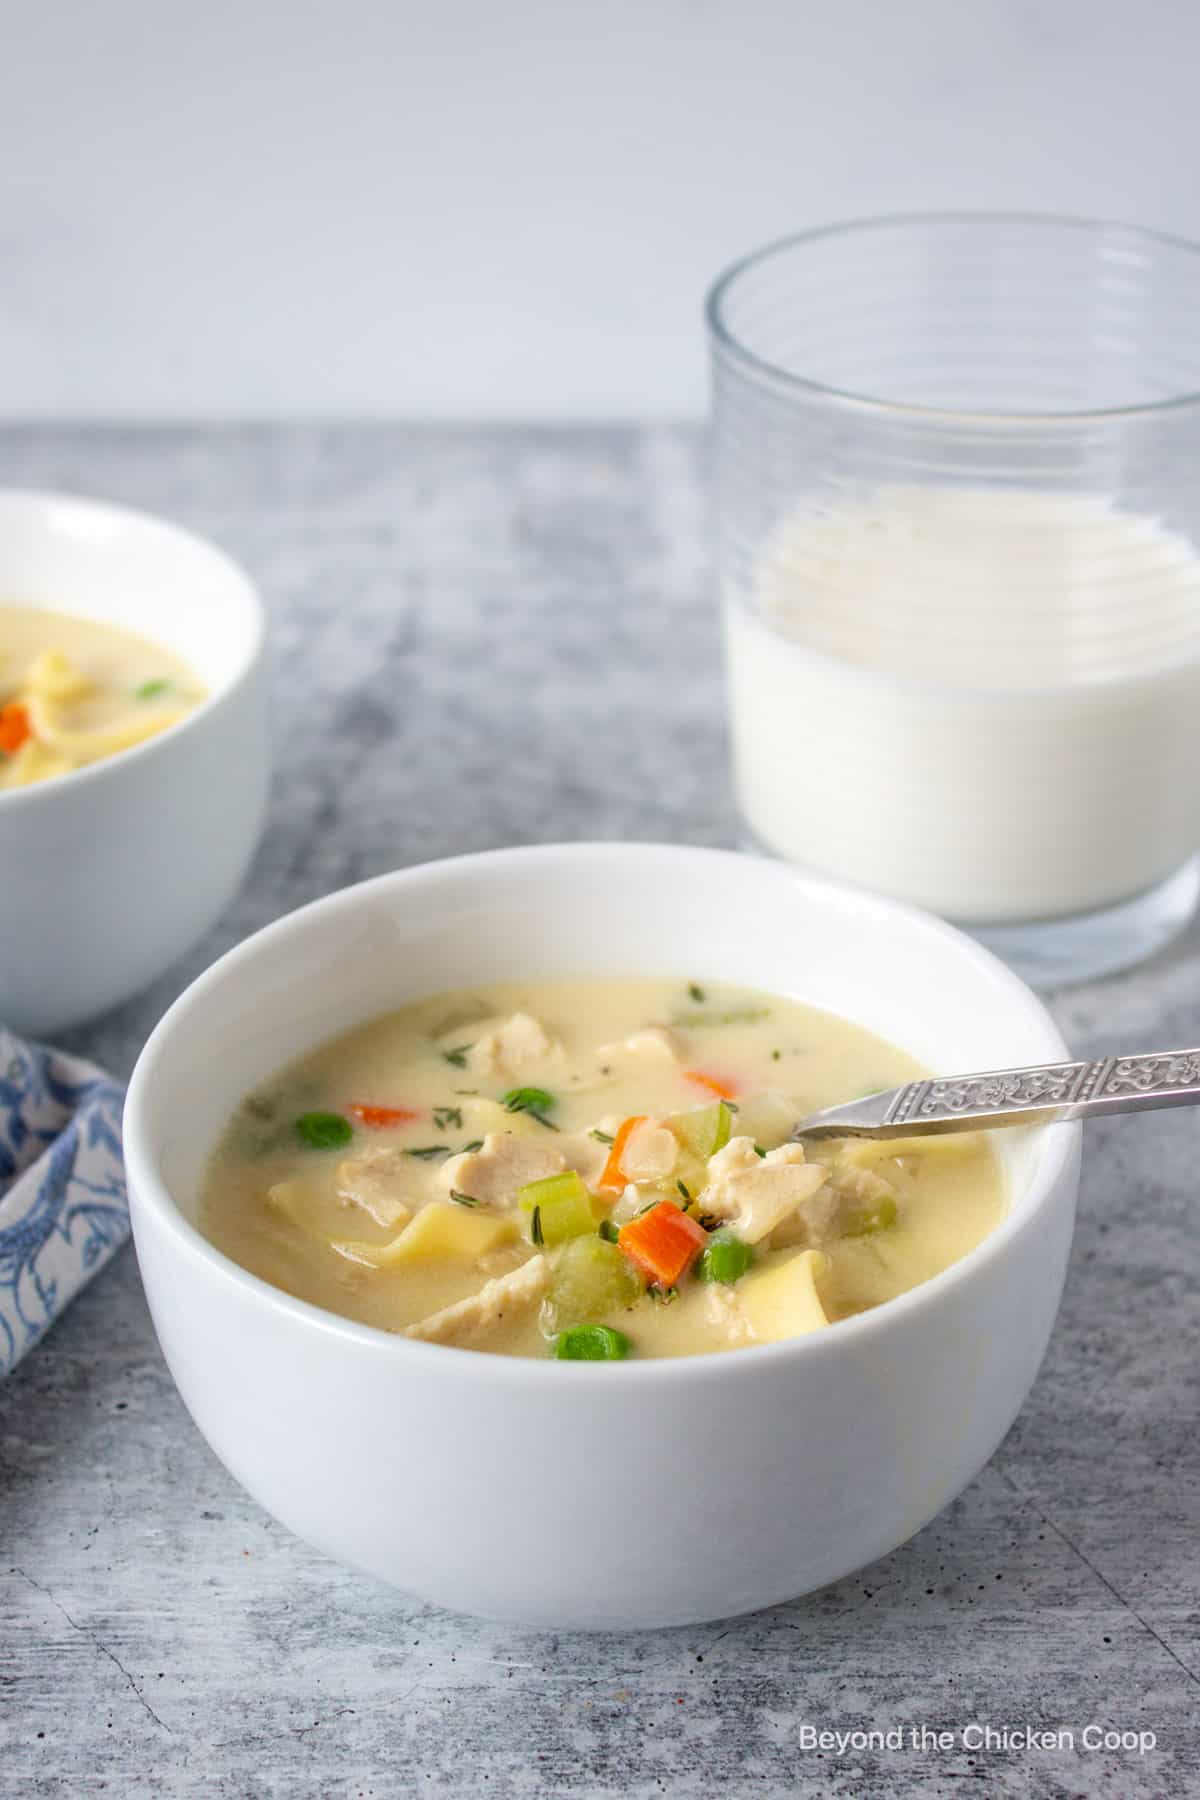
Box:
(793, 1048, 1200, 1140)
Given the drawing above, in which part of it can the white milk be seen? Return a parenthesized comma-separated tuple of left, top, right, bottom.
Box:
(726, 487, 1200, 923)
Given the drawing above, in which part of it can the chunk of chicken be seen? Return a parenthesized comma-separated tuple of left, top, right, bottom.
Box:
(770, 1160, 899, 1248)
(700, 1137, 829, 1244)
(597, 1025, 682, 1064)
(463, 1012, 561, 1079)
(335, 1147, 419, 1229)
(439, 1131, 565, 1208)
(619, 1116, 678, 1182)
(404, 1254, 550, 1346)
(826, 1162, 897, 1211)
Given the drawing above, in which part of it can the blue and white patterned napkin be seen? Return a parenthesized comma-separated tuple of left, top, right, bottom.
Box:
(0, 1026, 127, 1375)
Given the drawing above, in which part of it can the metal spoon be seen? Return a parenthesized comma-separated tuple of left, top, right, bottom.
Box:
(793, 1047, 1200, 1140)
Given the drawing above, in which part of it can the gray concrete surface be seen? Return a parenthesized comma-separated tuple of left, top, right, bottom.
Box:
(1, 426, 1196, 1797)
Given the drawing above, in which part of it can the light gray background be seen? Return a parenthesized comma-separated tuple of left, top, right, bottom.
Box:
(3, 0, 1200, 417)
(1, 426, 1196, 1798)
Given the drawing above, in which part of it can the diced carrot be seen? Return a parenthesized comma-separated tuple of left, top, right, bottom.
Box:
(347, 1103, 421, 1129)
(683, 1069, 739, 1101)
(0, 702, 31, 755)
(598, 1114, 646, 1192)
(618, 1201, 708, 1288)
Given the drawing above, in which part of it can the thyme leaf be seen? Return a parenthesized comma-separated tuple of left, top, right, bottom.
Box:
(502, 1086, 559, 1131)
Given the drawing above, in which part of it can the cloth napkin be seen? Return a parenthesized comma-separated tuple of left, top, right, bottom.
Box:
(0, 1026, 127, 1375)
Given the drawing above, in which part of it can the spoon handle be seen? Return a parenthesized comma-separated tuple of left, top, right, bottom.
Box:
(793, 1047, 1200, 1140)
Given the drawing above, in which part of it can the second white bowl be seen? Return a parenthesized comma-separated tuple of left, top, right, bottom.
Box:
(0, 490, 268, 1035)
(124, 844, 1080, 1628)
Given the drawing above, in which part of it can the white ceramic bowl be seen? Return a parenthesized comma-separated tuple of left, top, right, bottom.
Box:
(0, 490, 268, 1035)
(124, 844, 1080, 1629)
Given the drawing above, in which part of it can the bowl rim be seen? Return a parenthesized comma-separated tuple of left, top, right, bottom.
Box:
(123, 842, 1080, 1388)
(0, 487, 266, 812)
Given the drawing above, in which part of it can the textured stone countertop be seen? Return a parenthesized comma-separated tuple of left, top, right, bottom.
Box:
(2, 426, 1197, 1799)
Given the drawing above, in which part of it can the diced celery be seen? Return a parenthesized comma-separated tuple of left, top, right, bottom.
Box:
(667, 1100, 734, 1161)
(518, 1170, 596, 1245)
(842, 1193, 898, 1237)
(542, 1234, 644, 1332)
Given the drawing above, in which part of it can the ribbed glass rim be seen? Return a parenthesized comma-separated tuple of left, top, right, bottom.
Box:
(705, 210, 1200, 423)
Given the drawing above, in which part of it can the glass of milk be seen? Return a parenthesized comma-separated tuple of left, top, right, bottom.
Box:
(707, 214, 1200, 986)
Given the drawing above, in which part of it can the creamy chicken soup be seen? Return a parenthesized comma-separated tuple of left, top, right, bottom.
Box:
(0, 604, 203, 789)
(201, 979, 1005, 1360)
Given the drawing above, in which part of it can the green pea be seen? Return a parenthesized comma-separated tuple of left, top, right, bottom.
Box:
(698, 1229, 753, 1285)
(294, 1110, 353, 1149)
(554, 1324, 631, 1361)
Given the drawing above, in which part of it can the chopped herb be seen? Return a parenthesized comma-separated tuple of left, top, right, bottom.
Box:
(753, 1144, 767, 1159)
(589, 1128, 615, 1145)
(676, 1179, 693, 1203)
(597, 1219, 620, 1243)
(404, 1144, 451, 1161)
(134, 677, 171, 700)
(433, 1105, 463, 1130)
(649, 1284, 679, 1305)
(771, 1049, 782, 1062)
(688, 982, 706, 1003)
(452, 1088, 479, 1097)
(449, 1189, 481, 1208)
(294, 1110, 353, 1150)
(503, 1085, 555, 1114)
(502, 1086, 559, 1130)
(442, 1045, 473, 1069)
(530, 1204, 545, 1247)
(697, 1213, 722, 1233)
(725, 1101, 739, 1114)
(243, 1094, 276, 1121)
(635, 1198, 659, 1217)
(460, 1139, 483, 1153)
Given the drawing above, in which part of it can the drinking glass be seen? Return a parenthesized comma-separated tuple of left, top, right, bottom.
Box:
(707, 214, 1200, 986)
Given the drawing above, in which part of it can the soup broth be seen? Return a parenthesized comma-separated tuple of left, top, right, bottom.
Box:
(200, 977, 1005, 1360)
(0, 603, 202, 789)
